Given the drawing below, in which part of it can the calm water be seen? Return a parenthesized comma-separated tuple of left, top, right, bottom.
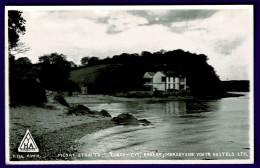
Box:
(76, 92, 250, 160)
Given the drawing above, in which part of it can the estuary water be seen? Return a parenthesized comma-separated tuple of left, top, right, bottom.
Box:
(76, 92, 251, 160)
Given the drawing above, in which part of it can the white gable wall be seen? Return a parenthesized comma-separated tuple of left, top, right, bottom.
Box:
(143, 71, 187, 91)
(144, 72, 152, 78)
(153, 72, 166, 91)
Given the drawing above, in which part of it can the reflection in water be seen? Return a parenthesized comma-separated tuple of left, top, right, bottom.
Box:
(165, 101, 187, 114)
(78, 93, 250, 160)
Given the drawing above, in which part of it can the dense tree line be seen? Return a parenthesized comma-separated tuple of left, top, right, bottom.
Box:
(8, 11, 78, 105)
(38, 53, 71, 91)
(77, 49, 223, 96)
(9, 56, 47, 105)
(9, 52, 79, 105)
(8, 10, 46, 105)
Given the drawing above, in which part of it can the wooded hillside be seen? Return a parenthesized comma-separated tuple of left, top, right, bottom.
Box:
(70, 49, 223, 96)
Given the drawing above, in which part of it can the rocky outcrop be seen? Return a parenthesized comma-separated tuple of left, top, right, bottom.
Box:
(67, 105, 112, 118)
(100, 110, 111, 117)
(54, 94, 70, 108)
(67, 105, 92, 115)
(112, 113, 151, 126)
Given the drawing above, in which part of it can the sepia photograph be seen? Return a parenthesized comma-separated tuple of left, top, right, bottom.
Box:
(5, 5, 254, 164)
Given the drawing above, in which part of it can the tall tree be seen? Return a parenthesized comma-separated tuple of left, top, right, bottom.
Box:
(39, 53, 69, 65)
(15, 57, 32, 65)
(8, 11, 25, 49)
(8, 11, 46, 106)
(8, 10, 30, 55)
(81, 56, 90, 66)
(88, 57, 100, 65)
(38, 53, 71, 91)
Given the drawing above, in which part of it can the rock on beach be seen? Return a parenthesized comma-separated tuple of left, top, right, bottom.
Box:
(67, 104, 112, 117)
(112, 113, 151, 126)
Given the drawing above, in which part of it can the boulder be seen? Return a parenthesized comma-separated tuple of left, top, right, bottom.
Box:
(67, 105, 112, 117)
(54, 94, 70, 108)
(67, 105, 92, 116)
(112, 113, 151, 126)
(138, 119, 151, 126)
(91, 110, 100, 115)
(100, 109, 111, 117)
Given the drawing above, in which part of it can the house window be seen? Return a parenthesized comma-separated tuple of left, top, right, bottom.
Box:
(161, 77, 166, 82)
(168, 84, 170, 89)
(168, 77, 170, 82)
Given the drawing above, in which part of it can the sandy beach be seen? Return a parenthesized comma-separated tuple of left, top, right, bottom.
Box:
(9, 93, 118, 160)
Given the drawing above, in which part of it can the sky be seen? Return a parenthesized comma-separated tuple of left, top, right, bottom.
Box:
(10, 6, 253, 80)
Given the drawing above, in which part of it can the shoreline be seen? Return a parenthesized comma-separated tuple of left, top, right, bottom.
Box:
(9, 91, 246, 161)
(65, 92, 246, 105)
(36, 120, 116, 160)
(9, 101, 116, 160)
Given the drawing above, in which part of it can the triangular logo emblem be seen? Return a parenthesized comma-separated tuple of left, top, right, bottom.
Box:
(18, 129, 39, 152)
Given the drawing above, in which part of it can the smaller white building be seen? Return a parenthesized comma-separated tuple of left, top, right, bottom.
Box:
(144, 71, 187, 91)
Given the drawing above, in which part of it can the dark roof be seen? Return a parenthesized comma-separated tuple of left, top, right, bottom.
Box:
(145, 71, 185, 77)
(166, 71, 178, 77)
(146, 72, 155, 76)
(165, 71, 185, 77)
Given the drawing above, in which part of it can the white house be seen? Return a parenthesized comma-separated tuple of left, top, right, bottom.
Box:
(143, 71, 187, 91)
